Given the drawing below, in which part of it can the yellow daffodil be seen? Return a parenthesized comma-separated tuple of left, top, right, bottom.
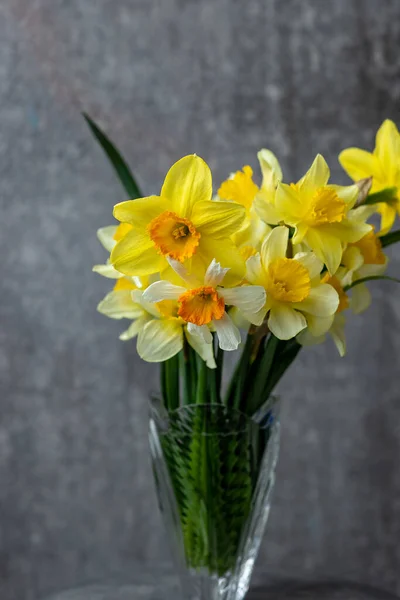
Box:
(142, 258, 266, 351)
(245, 226, 339, 340)
(255, 154, 371, 275)
(339, 119, 400, 234)
(110, 155, 246, 285)
(93, 222, 133, 279)
(97, 276, 215, 367)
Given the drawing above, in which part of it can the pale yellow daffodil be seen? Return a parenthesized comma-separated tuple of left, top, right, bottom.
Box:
(339, 119, 400, 234)
(97, 276, 216, 367)
(142, 258, 266, 351)
(255, 154, 371, 275)
(110, 155, 246, 285)
(245, 226, 339, 340)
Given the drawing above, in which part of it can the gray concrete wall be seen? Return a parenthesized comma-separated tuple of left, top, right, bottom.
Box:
(1, 1, 400, 599)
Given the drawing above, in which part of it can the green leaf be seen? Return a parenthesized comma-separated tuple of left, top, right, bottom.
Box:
(380, 229, 400, 248)
(364, 187, 397, 206)
(344, 275, 400, 291)
(83, 112, 142, 199)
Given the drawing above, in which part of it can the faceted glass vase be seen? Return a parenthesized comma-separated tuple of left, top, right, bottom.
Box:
(149, 400, 281, 600)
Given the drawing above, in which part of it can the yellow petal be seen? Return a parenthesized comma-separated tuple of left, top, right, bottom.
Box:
(306, 314, 335, 336)
(375, 119, 400, 175)
(338, 148, 377, 182)
(161, 155, 212, 218)
(254, 192, 281, 224)
(293, 284, 339, 317)
(268, 304, 307, 340)
(350, 283, 371, 315)
(137, 319, 183, 362)
(258, 148, 283, 183)
(111, 229, 163, 276)
(92, 262, 123, 279)
(298, 154, 330, 195)
(330, 313, 347, 356)
(113, 196, 167, 227)
(324, 220, 372, 243)
(305, 228, 343, 275)
(377, 202, 397, 235)
(261, 225, 289, 267)
(191, 200, 245, 238)
(275, 183, 304, 222)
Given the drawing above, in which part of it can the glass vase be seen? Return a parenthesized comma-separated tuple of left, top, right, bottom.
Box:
(149, 399, 280, 600)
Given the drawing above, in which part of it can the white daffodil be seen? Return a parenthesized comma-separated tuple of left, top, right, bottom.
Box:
(142, 258, 266, 351)
(97, 277, 216, 368)
(246, 226, 339, 340)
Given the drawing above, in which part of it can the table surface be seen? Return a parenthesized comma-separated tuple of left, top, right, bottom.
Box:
(43, 579, 400, 600)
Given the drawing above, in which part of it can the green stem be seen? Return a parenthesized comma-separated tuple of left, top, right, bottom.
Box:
(164, 353, 180, 411)
(196, 355, 208, 404)
(215, 344, 224, 399)
(247, 333, 280, 415)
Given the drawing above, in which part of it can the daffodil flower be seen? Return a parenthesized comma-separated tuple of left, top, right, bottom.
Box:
(110, 155, 246, 285)
(141, 258, 266, 351)
(255, 154, 371, 275)
(97, 277, 216, 367)
(339, 119, 400, 234)
(245, 226, 339, 340)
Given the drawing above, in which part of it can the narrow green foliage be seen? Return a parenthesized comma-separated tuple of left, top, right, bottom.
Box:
(163, 354, 180, 411)
(344, 275, 400, 291)
(246, 334, 280, 415)
(364, 187, 397, 206)
(380, 229, 400, 248)
(83, 112, 142, 199)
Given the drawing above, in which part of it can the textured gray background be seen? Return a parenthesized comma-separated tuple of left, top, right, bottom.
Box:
(1, 1, 400, 599)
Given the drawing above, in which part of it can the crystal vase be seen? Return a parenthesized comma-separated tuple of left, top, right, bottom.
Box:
(149, 400, 280, 600)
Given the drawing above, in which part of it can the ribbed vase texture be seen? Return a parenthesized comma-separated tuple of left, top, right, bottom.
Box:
(149, 400, 280, 600)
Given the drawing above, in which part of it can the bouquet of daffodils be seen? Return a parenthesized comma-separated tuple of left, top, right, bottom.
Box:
(88, 116, 400, 584)
(91, 117, 399, 414)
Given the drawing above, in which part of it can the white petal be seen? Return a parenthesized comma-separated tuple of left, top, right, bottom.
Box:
(119, 316, 149, 341)
(187, 322, 213, 344)
(293, 284, 339, 317)
(133, 290, 163, 318)
(137, 319, 183, 362)
(240, 306, 268, 326)
(97, 226, 118, 252)
(92, 263, 123, 279)
(261, 225, 289, 267)
(142, 281, 186, 303)
(350, 283, 371, 315)
(268, 304, 307, 340)
(213, 312, 241, 351)
(219, 285, 266, 314)
(166, 256, 199, 286)
(97, 291, 144, 320)
(246, 253, 263, 284)
(293, 252, 323, 280)
(204, 259, 230, 287)
(185, 328, 216, 369)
